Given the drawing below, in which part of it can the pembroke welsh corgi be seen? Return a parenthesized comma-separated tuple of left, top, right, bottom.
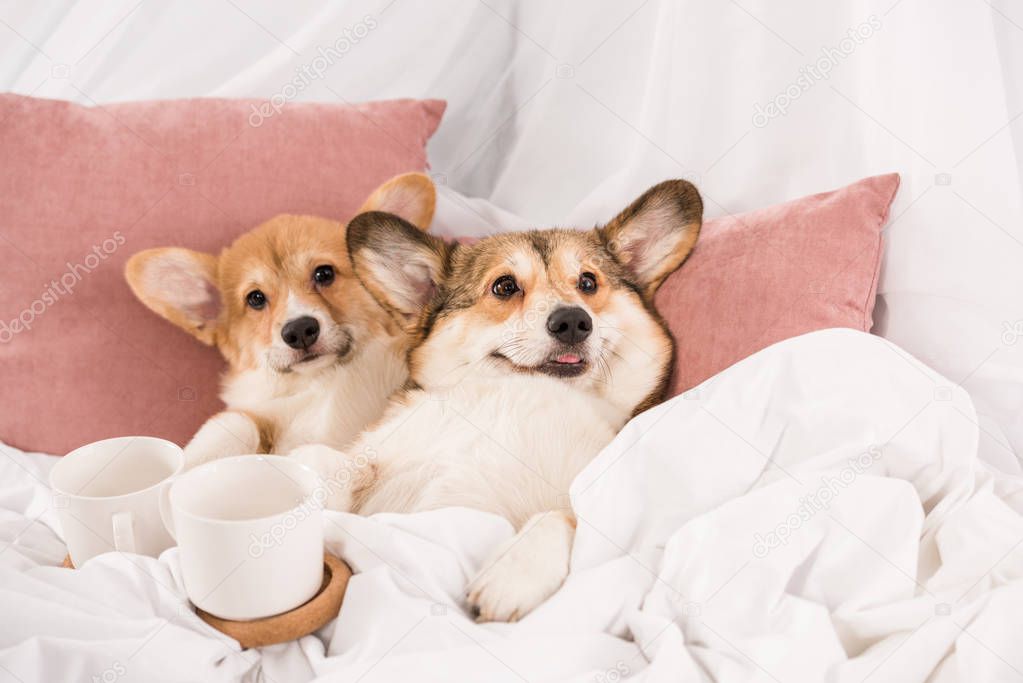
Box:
(125, 172, 436, 467)
(292, 179, 702, 621)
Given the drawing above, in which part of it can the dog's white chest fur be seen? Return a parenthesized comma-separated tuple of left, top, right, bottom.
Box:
(355, 374, 624, 525)
(224, 337, 407, 453)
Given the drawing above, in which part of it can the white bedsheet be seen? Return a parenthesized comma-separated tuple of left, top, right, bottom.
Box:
(2, 329, 1022, 682)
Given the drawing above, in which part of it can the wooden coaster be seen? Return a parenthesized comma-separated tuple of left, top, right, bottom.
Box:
(197, 554, 351, 649)
(61, 552, 351, 648)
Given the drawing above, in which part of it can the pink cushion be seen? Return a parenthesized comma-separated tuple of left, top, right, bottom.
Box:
(656, 173, 900, 396)
(0, 94, 444, 454)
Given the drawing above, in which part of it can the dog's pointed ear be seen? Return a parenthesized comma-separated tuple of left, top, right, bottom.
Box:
(124, 248, 221, 345)
(599, 179, 703, 298)
(347, 211, 450, 327)
(357, 172, 436, 230)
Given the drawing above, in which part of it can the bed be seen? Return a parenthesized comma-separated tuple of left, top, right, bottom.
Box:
(3, 329, 1023, 681)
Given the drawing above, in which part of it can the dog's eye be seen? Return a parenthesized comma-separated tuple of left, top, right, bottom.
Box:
(313, 265, 335, 286)
(246, 290, 267, 310)
(578, 272, 598, 294)
(491, 275, 520, 298)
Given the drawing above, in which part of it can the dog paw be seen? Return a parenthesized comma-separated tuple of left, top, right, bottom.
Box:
(289, 444, 374, 512)
(466, 512, 574, 622)
(184, 411, 261, 470)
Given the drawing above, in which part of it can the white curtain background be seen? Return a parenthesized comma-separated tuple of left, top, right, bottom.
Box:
(1, 0, 1021, 461)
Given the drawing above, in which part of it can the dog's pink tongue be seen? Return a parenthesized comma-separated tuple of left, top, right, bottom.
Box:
(556, 353, 582, 364)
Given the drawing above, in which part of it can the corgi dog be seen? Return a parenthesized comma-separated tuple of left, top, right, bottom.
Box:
(125, 173, 436, 467)
(293, 179, 702, 621)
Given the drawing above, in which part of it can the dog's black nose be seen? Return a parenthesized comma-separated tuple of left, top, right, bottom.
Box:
(281, 316, 320, 350)
(546, 306, 592, 345)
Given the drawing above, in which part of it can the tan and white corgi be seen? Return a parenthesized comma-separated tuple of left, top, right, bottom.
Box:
(293, 179, 702, 621)
(125, 173, 436, 467)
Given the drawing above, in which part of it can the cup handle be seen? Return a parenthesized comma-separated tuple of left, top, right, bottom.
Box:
(159, 480, 177, 541)
(111, 511, 136, 554)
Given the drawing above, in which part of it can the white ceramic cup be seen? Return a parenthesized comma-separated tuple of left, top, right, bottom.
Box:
(161, 455, 325, 621)
(50, 436, 184, 567)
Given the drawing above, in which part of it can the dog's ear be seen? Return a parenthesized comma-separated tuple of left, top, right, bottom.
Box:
(347, 211, 450, 327)
(357, 172, 436, 230)
(599, 179, 703, 298)
(124, 248, 220, 345)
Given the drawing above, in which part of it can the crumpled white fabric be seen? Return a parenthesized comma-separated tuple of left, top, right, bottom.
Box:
(2, 328, 1022, 682)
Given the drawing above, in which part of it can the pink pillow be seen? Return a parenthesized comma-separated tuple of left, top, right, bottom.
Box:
(0, 94, 444, 454)
(656, 173, 900, 396)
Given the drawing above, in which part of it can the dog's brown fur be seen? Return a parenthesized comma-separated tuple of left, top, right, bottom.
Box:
(125, 173, 435, 378)
(348, 179, 702, 416)
(124, 172, 436, 463)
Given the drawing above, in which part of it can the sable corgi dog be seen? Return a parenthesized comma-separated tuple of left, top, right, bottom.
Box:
(293, 179, 702, 621)
(125, 173, 436, 467)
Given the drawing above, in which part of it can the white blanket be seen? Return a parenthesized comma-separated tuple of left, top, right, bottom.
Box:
(2, 329, 1022, 682)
